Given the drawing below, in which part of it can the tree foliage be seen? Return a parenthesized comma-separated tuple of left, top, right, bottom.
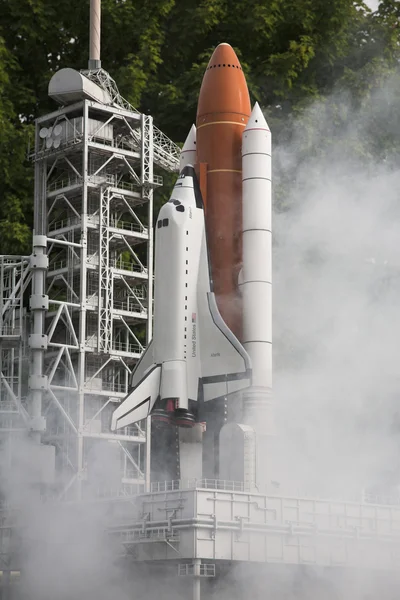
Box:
(0, 0, 399, 253)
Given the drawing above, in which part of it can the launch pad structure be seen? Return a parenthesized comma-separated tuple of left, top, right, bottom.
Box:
(0, 65, 181, 503)
(2, 7, 400, 600)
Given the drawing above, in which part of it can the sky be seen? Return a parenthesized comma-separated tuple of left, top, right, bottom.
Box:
(365, 0, 380, 10)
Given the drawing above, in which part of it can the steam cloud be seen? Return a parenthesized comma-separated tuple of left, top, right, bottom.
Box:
(273, 75, 400, 501)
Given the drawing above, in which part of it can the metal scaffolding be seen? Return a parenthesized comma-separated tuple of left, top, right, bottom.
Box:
(0, 257, 31, 454)
(0, 69, 180, 503)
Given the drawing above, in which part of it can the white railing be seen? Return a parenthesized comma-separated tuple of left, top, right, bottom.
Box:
(48, 216, 147, 235)
(123, 425, 144, 438)
(109, 219, 148, 235)
(112, 341, 143, 354)
(48, 216, 80, 231)
(0, 401, 18, 413)
(150, 479, 248, 493)
(0, 326, 21, 336)
(362, 493, 400, 506)
(47, 175, 81, 192)
(84, 380, 126, 393)
(89, 483, 144, 499)
(123, 528, 179, 542)
(105, 175, 136, 192)
(111, 259, 147, 275)
(115, 285, 147, 300)
(178, 564, 215, 577)
(113, 299, 147, 315)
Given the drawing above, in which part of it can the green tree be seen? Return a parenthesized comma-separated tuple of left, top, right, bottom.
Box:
(0, 36, 33, 254)
(1, 0, 400, 253)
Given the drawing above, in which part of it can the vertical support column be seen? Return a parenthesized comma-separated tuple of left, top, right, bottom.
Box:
(33, 123, 47, 237)
(17, 263, 24, 428)
(76, 100, 89, 500)
(0, 260, 4, 419)
(0, 259, 4, 337)
(98, 187, 111, 353)
(89, 0, 101, 70)
(2, 569, 10, 600)
(28, 235, 49, 443)
(192, 559, 201, 600)
(141, 114, 154, 492)
(29, 111, 49, 444)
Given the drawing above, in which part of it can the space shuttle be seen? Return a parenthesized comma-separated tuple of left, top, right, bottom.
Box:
(112, 42, 272, 440)
(111, 165, 252, 430)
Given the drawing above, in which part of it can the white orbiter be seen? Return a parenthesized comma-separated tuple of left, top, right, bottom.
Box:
(111, 166, 252, 430)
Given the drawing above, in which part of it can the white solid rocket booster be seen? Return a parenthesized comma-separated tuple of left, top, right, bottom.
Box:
(240, 102, 272, 413)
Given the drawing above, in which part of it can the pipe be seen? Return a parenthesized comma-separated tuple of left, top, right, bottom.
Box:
(88, 0, 101, 70)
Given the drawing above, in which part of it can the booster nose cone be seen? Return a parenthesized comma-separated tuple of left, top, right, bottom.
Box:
(197, 44, 251, 119)
(244, 102, 270, 132)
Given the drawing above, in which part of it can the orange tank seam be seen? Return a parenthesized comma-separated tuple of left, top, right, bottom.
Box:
(207, 169, 242, 174)
(197, 121, 247, 129)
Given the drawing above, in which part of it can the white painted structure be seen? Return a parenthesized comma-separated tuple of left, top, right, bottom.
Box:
(112, 482, 400, 571)
(112, 166, 251, 430)
(0, 67, 181, 505)
(240, 103, 272, 396)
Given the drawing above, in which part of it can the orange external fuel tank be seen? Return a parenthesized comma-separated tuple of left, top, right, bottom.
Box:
(196, 43, 251, 340)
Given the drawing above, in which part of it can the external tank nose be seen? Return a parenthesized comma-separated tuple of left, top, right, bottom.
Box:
(197, 43, 251, 119)
(194, 43, 251, 338)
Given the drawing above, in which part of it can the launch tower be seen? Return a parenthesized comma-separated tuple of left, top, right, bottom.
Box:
(0, 7, 180, 505)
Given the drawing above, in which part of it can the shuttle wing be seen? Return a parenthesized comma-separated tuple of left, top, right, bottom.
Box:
(111, 364, 161, 430)
(199, 292, 252, 401)
(197, 232, 252, 401)
(131, 341, 155, 387)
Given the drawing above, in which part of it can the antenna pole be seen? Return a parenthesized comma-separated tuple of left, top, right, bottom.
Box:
(88, 0, 101, 70)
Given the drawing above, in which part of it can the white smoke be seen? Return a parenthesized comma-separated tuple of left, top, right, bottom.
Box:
(0, 435, 132, 600)
(272, 75, 400, 501)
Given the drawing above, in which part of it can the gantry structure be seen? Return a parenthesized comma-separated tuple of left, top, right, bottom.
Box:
(0, 256, 31, 452)
(0, 66, 180, 503)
